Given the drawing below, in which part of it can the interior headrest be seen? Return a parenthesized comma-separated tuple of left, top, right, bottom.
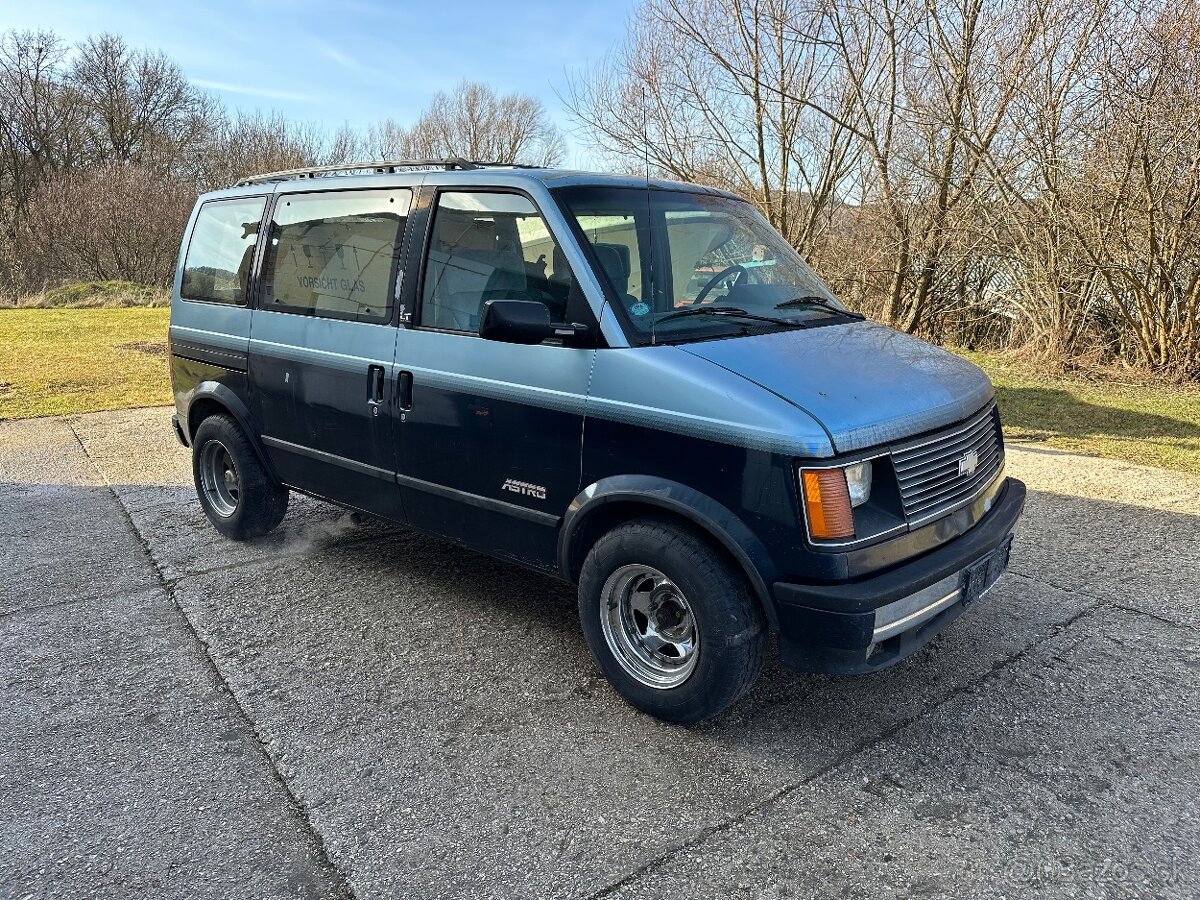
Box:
(593, 243, 632, 293)
(551, 244, 571, 283)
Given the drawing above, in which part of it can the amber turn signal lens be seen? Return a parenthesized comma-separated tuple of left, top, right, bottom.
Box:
(801, 469, 855, 540)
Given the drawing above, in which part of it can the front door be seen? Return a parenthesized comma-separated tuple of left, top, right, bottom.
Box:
(395, 189, 596, 569)
(249, 186, 412, 520)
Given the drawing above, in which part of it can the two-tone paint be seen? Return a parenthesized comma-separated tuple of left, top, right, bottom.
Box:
(170, 167, 1025, 673)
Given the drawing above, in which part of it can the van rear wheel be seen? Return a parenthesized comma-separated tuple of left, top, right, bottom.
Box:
(578, 518, 766, 724)
(192, 414, 288, 540)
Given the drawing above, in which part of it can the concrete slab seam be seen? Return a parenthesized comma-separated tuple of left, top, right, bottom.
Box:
(65, 419, 358, 900)
(581, 595, 1117, 900)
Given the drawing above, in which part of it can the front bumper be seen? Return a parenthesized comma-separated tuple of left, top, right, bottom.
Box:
(773, 477, 1026, 674)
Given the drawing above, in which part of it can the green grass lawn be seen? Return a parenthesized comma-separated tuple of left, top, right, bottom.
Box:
(2, 308, 1197, 474)
(0, 308, 171, 419)
(962, 350, 1200, 476)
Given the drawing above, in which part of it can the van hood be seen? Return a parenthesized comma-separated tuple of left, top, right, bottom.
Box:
(680, 321, 994, 454)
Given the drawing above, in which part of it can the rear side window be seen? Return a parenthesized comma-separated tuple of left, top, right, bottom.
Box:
(261, 188, 411, 322)
(181, 197, 267, 305)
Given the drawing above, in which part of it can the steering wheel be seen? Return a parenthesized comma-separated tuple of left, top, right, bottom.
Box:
(692, 264, 746, 305)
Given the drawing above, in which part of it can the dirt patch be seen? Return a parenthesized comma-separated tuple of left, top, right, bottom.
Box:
(116, 341, 168, 357)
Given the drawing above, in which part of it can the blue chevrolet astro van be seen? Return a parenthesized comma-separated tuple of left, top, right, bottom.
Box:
(169, 159, 1024, 723)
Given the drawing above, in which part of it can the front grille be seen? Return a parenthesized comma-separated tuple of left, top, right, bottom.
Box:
(891, 404, 1003, 526)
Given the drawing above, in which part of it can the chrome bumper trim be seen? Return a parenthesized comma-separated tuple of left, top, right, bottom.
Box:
(872, 571, 962, 642)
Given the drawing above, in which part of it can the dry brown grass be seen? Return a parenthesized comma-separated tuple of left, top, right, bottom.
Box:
(4, 280, 169, 309)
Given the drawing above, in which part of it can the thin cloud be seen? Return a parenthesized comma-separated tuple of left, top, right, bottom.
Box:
(192, 78, 318, 103)
(316, 45, 360, 71)
(311, 43, 387, 83)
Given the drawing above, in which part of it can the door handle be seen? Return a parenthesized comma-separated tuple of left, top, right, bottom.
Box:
(367, 365, 385, 407)
(398, 370, 414, 411)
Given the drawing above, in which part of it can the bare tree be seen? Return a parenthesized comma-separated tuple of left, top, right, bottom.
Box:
(798, 0, 1045, 332)
(568, 0, 1044, 335)
(193, 111, 346, 189)
(367, 81, 564, 165)
(70, 34, 209, 166)
(12, 160, 194, 288)
(0, 31, 86, 223)
(1072, 1, 1200, 375)
(566, 0, 861, 251)
(1, 16, 1196, 378)
(974, 0, 1113, 358)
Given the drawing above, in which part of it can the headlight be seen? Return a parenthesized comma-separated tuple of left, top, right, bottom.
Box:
(844, 460, 873, 507)
(798, 460, 874, 542)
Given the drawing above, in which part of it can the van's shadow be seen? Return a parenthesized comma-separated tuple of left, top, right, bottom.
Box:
(995, 385, 1200, 443)
(18, 471, 1193, 749)
(194, 483, 1199, 746)
(8, 468, 1198, 872)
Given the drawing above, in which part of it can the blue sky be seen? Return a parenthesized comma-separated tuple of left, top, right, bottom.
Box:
(0, 0, 637, 166)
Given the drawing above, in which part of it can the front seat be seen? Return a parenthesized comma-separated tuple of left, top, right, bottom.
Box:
(592, 242, 634, 298)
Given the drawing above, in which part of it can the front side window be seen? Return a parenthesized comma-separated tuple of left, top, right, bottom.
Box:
(181, 196, 266, 305)
(261, 188, 411, 322)
(557, 186, 850, 345)
(420, 191, 582, 332)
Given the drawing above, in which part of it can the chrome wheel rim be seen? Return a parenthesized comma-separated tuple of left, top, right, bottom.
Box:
(199, 440, 240, 518)
(600, 565, 699, 689)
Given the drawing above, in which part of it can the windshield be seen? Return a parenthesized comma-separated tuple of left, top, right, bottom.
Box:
(555, 186, 850, 344)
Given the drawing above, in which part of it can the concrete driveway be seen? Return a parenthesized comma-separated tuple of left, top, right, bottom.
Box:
(2, 406, 1197, 900)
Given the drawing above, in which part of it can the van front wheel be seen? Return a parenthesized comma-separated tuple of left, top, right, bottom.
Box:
(578, 519, 766, 724)
(192, 414, 288, 540)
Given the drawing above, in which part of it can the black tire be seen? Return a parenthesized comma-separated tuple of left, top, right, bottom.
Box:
(578, 518, 766, 724)
(192, 414, 288, 540)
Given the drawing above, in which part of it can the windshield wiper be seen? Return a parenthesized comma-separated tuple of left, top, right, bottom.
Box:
(655, 305, 807, 328)
(774, 295, 865, 320)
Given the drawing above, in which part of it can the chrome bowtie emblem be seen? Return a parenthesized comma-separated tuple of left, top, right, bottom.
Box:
(958, 450, 979, 477)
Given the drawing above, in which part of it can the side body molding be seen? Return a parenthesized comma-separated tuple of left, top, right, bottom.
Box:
(558, 475, 782, 631)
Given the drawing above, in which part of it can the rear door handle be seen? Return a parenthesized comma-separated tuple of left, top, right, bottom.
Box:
(367, 365, 385, 407)
(398, 370, 414, 410)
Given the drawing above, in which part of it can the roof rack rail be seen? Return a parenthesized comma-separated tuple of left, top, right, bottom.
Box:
(234, 157, 540, 186)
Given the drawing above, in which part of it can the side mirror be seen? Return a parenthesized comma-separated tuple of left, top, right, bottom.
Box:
(478, 299, 555, 344)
